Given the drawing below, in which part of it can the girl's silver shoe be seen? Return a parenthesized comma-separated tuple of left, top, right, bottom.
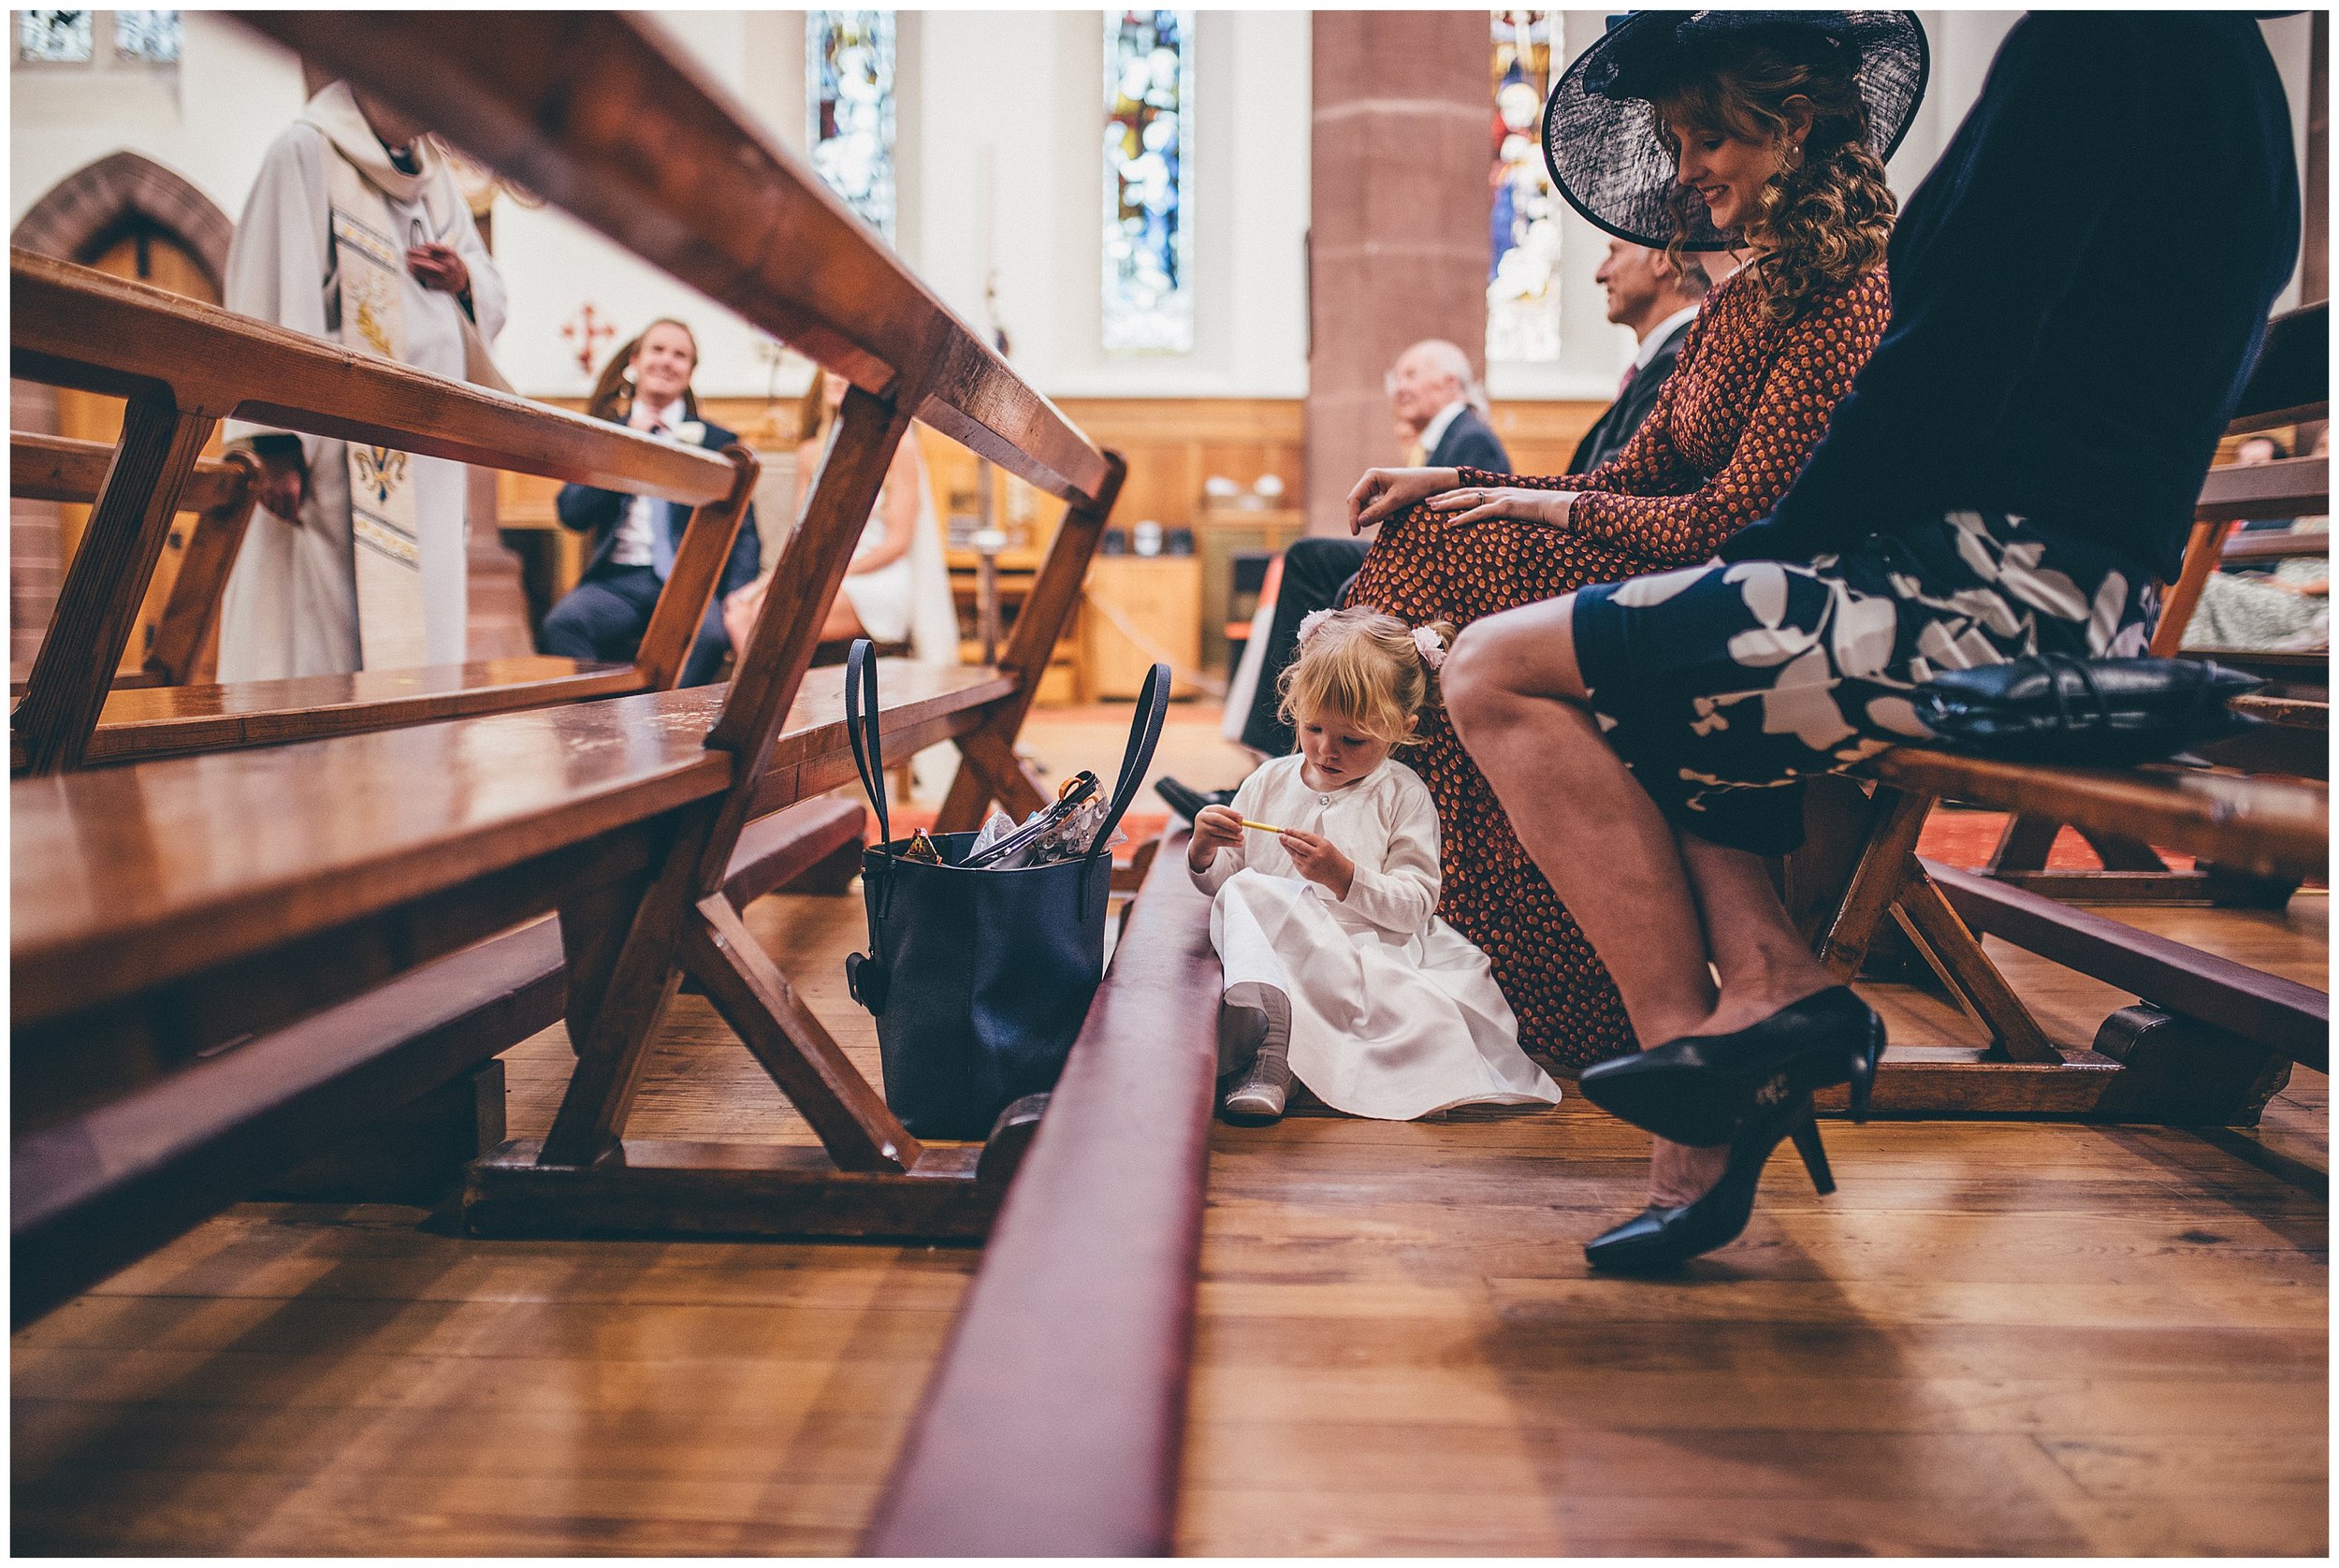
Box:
(1220, 1038, 1291, 1125)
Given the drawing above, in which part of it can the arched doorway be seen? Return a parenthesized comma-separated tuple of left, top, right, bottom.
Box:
(12, 153, 233, 679)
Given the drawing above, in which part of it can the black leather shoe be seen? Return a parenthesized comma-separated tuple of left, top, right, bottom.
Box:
(1155, 777, 1237, 823)
(1576, 986, 1883, 1149)
(1584, 1092, 1836, 1271)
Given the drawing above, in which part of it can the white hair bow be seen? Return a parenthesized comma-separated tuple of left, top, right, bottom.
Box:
(1411, 625, 1448, 671)
(1297, 609, 1334, 645)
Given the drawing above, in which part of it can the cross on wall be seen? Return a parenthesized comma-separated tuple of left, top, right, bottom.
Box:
(562, 303, 617, 376)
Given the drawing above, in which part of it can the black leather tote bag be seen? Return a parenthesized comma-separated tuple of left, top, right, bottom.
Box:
(842, 640, 1171, 1138)
(1910, 654, 2264, 767)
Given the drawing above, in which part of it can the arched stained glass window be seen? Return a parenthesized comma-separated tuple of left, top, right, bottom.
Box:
(808, 11, 897, 241)
(1489, 10, 1562, 363)
(20, 11, 94, 61)
(1103, 9, 1194, 355)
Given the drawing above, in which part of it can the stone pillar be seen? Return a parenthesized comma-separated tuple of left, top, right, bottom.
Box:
(1305, 12, 1490, 537)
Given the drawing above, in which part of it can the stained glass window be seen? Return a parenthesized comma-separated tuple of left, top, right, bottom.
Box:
(113, 9, 180, 63)
(807, 11, 897, 241)
(1103, 10, 1193, 355)
(19, 10, 94, 61)
(1489, 10, 1562, 363)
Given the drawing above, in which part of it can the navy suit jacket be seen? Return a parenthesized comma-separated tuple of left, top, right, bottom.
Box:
(555, 413, 762, 603)
(1568, 317, 1691, 474)
(1427, 404, 1511, 473)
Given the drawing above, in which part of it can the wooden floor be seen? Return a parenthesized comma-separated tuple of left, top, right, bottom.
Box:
(13, 859, 2327, 1554)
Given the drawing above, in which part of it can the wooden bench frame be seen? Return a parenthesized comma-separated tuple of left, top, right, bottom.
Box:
(11, 432, 260, 690)
(1984, 308, 2328, 902)
(1781, 757, 2325, 1125)
(18, 12, 1123, 1315)
(9, 247, 759, 774)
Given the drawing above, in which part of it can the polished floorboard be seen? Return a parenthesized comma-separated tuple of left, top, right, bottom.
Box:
(13, 804, 2326, 1554)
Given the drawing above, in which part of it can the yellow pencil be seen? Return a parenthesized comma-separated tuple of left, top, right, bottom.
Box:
(1238, 819, 1285, 835)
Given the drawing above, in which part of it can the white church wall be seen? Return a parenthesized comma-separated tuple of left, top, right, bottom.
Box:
(9, 12, 303, 235)
(10, 10, 2319, 406)
(902, 9, 1312, 400)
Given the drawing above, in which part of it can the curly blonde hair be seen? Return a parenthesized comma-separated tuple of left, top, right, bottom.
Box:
(1276, 609, 1455, 748)
(1650, 44, 1896, 324)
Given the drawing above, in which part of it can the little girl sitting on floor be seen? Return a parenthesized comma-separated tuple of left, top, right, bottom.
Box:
(1188, 608, 1563, 1124)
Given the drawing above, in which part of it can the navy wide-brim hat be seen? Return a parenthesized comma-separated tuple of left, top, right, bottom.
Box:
(1545, 10, 1927, 252)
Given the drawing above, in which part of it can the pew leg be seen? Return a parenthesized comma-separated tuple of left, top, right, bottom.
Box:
(1810, 783, 1935, 979)
(937, 451, 1125, 833)
(15, 399, 217, 774)
(679, 893, 917, 1173)
(2091, 1005, 2294, 1126)
(144, 454, 257, 686)
(1890, 872, 2062, 1064)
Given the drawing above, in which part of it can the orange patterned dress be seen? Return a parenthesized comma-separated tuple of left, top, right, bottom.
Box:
(1348, 264, 1892, 1070)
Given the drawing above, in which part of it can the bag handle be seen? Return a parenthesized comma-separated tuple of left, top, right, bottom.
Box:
(1082, 661, 1174, 880)
(843, 638, 897, 929)
(845, 638, 890, 847)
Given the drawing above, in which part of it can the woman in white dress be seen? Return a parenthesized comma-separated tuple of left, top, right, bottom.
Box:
(721, 368, 954, 661)
(1188, 608, 1562, 1123)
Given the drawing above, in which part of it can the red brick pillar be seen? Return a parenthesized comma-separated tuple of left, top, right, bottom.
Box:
(1305, 12, 1490, 537)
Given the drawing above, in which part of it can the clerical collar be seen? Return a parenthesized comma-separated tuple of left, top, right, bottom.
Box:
(1417, 398, 1469, 460)
(1633, 304, 1703, 370)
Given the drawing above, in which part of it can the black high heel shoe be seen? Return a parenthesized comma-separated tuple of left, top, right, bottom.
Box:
(1583, 1092, 1835, 1271)
(1576, 985, 1884, 1148)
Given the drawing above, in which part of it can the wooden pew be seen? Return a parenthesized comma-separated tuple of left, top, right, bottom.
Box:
(12, 793, 864, 1327)
(9, 248, 758, 774)
(17, 10, 1122, 1322)
(1986, 304, 2330, 899)
(1780, 755, 2326, 1125)
(865, 830, 1221, 1556)
(10, 432, 259, 689)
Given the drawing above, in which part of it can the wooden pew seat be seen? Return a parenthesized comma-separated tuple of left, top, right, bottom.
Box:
(20, 655, 652, 768)
(13, 659, 1005, 1032)
(1871, 748, 2327, 884)
(12, 792, 868, 1328)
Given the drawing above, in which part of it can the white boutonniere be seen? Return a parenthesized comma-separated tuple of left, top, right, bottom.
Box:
(669, 420, 706, 447)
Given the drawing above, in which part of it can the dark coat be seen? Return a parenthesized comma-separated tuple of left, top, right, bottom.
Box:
(1568, 316, 1693, 474)
(1428, 404, 1511, 473)
(556, 413, 762, 602)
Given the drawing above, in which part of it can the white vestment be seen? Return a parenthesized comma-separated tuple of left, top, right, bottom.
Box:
(217, 86, 507, 680)
(1191, 753, 1562, 1121)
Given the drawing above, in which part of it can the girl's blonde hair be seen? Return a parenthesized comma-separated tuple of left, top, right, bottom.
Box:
(1649, 42, 1895, 325)
(1276, 608, 1455, 747)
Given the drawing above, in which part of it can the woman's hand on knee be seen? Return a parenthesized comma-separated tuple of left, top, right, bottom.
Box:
(1428, 486, 1576, 530)
(1347, 467, 1460, 534)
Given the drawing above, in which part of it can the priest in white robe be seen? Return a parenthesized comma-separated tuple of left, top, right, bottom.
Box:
(217, 80, 507, 680)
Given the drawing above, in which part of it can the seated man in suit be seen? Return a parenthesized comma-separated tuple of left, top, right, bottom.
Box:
(540, 318, 760, 688)
(1163, 254, 1709, 815)
(1569, 239, 1709, 472)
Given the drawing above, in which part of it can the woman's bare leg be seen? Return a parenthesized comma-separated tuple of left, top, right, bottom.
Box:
(1676, 837, 1842, 1036)
(820, 593, 866, 644)
(1443, 593, 1728, 1204)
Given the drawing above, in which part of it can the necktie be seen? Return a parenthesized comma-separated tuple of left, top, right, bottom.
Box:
(647, 420, 677, 581)
(1618, 361, 1639, 398)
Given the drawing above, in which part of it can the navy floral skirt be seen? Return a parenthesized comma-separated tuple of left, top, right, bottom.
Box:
(1569, 510, 2159, 855)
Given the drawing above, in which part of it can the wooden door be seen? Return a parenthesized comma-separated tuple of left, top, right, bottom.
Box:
(54, 223, 226, 676)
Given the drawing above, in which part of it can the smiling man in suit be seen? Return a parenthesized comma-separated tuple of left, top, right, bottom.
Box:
(540, 318, 760, 687)
(1571, 238, 1709, 472)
